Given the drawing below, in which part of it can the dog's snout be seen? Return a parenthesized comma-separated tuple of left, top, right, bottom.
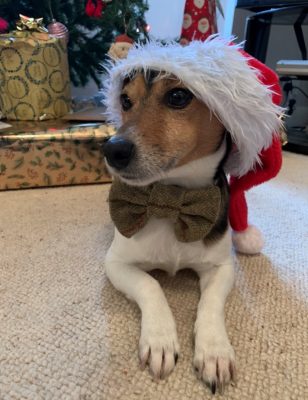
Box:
(103, 136, 135, 170)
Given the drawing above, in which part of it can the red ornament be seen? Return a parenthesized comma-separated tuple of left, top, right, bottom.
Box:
(0, 17, 9, 33)
(108, 34, 134, 60)
(115, 34, 134, 45)
(181, 0, 217, 43)
(85, 0, 106, 18)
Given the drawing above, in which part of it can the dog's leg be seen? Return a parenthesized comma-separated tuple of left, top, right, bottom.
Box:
(105, 259, 179, 379)
(193, 261, 235, 394)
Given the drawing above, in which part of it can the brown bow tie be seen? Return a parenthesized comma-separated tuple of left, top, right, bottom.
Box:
(108, 174, 228, 243)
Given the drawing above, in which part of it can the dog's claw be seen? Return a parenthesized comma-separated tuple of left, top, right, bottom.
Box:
(218, 381, 225, 395)
(159, 348, 165, 379)
(193, 337, 235, 394)
(174, 353, 179, 364)
(141, 342, 179, 380)
(230, 361, 237, 384)
(139, 347, 151, 370)
(210, 381, 217, 395)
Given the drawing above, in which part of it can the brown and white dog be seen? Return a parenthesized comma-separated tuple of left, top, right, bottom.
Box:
(102, 38, 282, 394)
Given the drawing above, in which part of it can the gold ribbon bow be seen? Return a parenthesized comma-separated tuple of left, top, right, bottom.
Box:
(16, 14, 48, 33)
(108, 174, 228, 243)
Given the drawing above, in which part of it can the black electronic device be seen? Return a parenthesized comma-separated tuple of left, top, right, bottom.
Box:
(237, 0, 308, 10)
(238, 1, 308, 155)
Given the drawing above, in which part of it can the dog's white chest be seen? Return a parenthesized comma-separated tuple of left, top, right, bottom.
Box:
(107, 217, 232, 274)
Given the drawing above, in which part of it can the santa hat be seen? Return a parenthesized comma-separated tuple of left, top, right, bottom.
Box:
(103, 36, 283, 177)
(114, 34, 134, 44)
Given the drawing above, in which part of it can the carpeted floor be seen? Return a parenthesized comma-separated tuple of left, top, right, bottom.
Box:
(0, 151, 307, 400)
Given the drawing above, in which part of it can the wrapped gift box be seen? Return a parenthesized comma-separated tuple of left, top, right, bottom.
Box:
(0, 29, 71, 120)
(0, 120, 114, 190)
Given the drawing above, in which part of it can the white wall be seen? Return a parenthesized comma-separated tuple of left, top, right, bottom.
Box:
(217, 0, 237, 37)
(145, 0, 186, 39)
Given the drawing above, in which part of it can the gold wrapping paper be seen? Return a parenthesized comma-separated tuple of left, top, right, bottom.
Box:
(0, 121, 114, 190)
(0, 30, 71, 120)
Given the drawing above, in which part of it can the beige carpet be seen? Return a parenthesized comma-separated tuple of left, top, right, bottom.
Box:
(0, 151, 307, 400)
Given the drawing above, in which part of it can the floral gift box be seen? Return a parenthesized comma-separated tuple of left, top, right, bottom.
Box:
(0, 120, 114, 190)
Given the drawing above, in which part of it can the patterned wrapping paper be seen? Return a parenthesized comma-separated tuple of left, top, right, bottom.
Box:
(0, 30, 71, 120)
(0, 121, 114, 190)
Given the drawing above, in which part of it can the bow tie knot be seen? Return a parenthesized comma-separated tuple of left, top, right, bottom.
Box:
(147, 183, 185, 222)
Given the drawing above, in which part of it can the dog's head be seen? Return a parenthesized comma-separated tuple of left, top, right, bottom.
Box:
(103, 70, 225, 185)
(103, 37, 283, 185)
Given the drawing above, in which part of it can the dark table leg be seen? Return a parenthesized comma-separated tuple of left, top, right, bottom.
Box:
(243, 12, 273, 62)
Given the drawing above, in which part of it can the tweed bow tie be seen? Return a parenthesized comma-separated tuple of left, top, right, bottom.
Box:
(108, 174, 228, 243)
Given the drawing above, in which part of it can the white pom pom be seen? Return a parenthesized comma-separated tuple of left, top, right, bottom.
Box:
(232, 225, 264, 255)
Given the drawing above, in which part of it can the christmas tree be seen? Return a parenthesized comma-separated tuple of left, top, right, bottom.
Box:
(0, 0, 149, 87)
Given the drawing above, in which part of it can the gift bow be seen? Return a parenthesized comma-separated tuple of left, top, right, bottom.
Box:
(16, 14, 48, 33)
(109, 176, 227, 243)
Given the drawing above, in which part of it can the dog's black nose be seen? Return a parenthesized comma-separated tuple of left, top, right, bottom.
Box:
(103, 136, 135, 170)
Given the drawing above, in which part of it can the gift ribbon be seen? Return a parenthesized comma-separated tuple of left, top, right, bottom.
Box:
(0, 15, 50, 44)
(16, 14, 48, 33)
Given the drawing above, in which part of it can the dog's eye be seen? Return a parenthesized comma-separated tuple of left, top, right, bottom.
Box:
(165, 88, 193, 109)
(120, 93, 133, 111)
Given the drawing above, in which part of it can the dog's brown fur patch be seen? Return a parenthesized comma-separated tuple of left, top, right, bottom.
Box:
(120, 73, 225, 167)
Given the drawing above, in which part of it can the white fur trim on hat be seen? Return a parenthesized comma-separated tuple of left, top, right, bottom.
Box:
(102, 36, 283, 177)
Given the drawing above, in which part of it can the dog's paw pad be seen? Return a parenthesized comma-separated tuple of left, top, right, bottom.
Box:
(194, 339, 236, 393)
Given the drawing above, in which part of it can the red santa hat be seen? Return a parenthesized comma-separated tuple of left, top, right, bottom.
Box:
(103, 36, 283, 177)
(114, 34, 134, 45)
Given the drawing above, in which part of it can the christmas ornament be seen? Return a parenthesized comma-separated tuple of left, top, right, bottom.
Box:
(47, 19, 69, 43)
(136, 17, 150, 35)
(0, 17, 9, 33)
(85, 0, 106, 18)
(108, 34, 134, 61)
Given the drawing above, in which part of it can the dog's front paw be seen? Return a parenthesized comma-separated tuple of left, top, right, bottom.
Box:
(193, 335, 236, 394)
(139, 315, 180, 380)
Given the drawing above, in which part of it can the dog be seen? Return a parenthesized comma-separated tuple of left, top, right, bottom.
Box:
(102, 38, 282, 394)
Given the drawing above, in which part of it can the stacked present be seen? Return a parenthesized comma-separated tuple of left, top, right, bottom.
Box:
(0, 15, 113, 190)
(0, 15, 71, 121)
(0, 121, 114, 190)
